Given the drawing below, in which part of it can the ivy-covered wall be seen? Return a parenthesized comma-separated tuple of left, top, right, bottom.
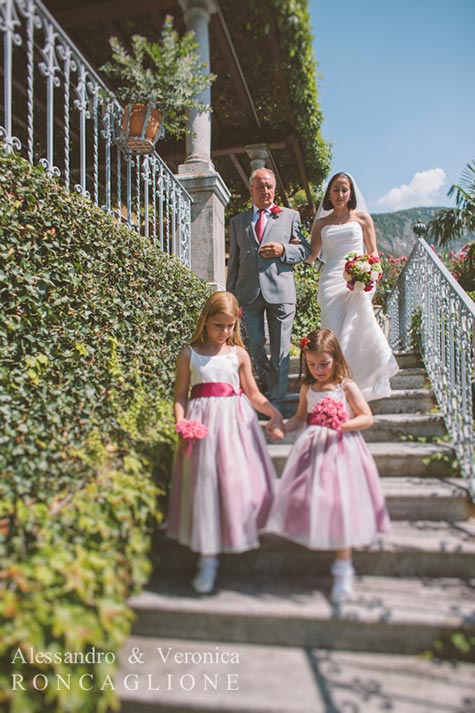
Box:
(0, 152, 210, 712)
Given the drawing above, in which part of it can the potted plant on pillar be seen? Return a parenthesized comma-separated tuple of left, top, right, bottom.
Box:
(101, 15, 215, 154)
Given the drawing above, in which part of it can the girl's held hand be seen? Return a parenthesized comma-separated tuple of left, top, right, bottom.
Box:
(266, 410, 284, 439)
(267, 423, 284, 440)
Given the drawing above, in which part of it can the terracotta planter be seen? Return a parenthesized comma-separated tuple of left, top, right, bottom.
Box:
(117, 102, 164, 154)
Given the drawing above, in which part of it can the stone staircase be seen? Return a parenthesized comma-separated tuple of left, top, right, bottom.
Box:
(115, 352, 475, 712)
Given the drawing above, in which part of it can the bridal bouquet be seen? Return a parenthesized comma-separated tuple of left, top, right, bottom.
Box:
(343, 252, 382, 292)
(307, 396, 349, 432)
(176, 419, 208, 456)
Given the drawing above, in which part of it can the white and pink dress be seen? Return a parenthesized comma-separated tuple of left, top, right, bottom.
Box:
(167, 346, 276, 556)
(265, 384, 390, 550)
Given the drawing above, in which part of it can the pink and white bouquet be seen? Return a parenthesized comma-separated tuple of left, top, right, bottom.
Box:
(307, 396, 349, 432)
(343, 252, 382, 292)
(176, 419, 208, 456)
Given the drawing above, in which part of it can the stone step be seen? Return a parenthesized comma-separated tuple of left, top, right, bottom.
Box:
(274, 389, 437, 418)
(128, 574, 475, 659)
(390, 368, 428, 390)
(365, 413, 447, 441)
(267, 441, 457, 477)
(380, 477, 474, 521)
(154, 519, 475, 579)
(370, 389, 436, 415)
(394, 351, 424, 369)
(288, 351, 422, 376)
(116, 636, 475, 713)
(261, 413, 447, 443)
(287, 368, 429, 394)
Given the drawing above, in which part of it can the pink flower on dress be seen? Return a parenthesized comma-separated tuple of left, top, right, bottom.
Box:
(307, 396, 349, 433)
(176, 419, 208, 456)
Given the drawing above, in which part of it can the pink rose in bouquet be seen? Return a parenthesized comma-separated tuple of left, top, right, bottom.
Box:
(176, 419, 208, 456)
(307, 396, 349, 433)
(343, 252, 382, 292)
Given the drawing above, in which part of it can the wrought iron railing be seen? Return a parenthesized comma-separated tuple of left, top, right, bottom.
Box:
(0, 0, 191, 266)
(386, 238, 475, 497)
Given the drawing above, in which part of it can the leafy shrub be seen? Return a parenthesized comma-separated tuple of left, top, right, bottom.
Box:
(0, 151, 210, 712)
(292, 263, 321, 347)
(439, 242, 475, 294)
(374, 252, 408, 308)
(0, 152, 209, 502)
(1, 442, 160, 713)
(409, 308, 422, 354)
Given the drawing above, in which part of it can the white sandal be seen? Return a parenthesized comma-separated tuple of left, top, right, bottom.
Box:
(192, 556, 218, 594)
(330, 560, 354, 603)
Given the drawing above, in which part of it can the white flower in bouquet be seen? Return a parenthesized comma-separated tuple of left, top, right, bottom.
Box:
(343, 252, 383, 292)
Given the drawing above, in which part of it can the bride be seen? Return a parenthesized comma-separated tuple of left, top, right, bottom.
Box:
(308, 172, 399, 401)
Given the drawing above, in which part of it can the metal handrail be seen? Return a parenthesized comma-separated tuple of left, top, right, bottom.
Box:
(386, 238, 475, 497)
(0, 0, 191, 266)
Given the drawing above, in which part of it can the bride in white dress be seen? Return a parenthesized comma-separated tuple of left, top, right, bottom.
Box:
(308, 172, 398, 401)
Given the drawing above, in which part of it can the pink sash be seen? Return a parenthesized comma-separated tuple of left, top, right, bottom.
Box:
(190, 382, 243, 399)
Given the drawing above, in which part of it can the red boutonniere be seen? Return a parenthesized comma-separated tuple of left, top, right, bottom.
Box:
(270, 205, 283, 215)
(299, 337, 309, 350)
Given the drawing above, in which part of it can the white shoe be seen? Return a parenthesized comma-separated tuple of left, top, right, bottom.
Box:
(330, 560, 354, 604)
(192, 556, 218, 594)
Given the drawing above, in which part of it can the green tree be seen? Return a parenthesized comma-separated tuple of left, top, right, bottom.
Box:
(427, 160, 475, 246)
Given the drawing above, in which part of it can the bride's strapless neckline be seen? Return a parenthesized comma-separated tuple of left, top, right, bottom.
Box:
(322, 220, 361, 232)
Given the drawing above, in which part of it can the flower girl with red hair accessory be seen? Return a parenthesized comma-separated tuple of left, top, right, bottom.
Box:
(167, 291, 283, 594)
(266, 329, 390, 603)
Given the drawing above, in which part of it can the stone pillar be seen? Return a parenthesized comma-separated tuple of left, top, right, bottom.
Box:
(246, 143, 269, 173)
(177, 0, 230, 289)
(179, 173, 230, 289)
(179, 0, 214, 170)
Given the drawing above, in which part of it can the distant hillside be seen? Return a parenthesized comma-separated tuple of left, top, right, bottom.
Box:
(371, 207, 443, 256)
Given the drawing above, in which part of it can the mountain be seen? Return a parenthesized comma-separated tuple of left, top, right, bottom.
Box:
(370, 207, 443, 257)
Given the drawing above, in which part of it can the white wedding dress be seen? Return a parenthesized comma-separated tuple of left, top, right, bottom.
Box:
(318, 221, 399, 401)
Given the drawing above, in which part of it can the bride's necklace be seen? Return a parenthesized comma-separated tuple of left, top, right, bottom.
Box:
(334, 211, 350, 225)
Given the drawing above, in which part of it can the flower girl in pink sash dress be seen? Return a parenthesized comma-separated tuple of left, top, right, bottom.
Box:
(266, 329, 390, 603)
(167, 291, 283, 594)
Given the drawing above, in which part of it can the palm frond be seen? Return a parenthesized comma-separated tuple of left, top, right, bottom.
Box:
(460, 161, 475, 193)
(427, 208, 466, 246)
(427, 160, 475, 245)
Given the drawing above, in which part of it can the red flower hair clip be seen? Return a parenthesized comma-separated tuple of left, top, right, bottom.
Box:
(299, 337, 309, 350)
(270, 205, 283, 215)
(237, 307, 243, 319)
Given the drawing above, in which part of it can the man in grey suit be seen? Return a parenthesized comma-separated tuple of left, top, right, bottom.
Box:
(226, 168, 311, 401)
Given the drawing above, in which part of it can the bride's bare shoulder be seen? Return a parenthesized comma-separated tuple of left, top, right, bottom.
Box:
(355, 210, 374, 226)
(317, 215, 334, 228)
(311, 215, 331, 235)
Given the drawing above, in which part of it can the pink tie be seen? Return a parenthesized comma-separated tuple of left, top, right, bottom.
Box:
(255, 209, 265, 242)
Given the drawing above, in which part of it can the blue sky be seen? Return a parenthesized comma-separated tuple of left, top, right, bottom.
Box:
(308, 0, 475, 213)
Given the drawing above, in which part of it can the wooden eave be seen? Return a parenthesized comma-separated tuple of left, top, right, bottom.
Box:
(42, 0, 317, 211)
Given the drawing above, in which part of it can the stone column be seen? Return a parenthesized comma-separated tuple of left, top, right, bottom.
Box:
(246, 143, 269, 173)
(177, 0, 230, 289)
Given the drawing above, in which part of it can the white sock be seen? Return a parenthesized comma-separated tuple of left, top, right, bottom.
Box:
(198, 555, 218, 570)
(331, 559, 354, 576)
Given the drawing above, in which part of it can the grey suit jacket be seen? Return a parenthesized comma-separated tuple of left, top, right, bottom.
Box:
(226, 207, 311, 305)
